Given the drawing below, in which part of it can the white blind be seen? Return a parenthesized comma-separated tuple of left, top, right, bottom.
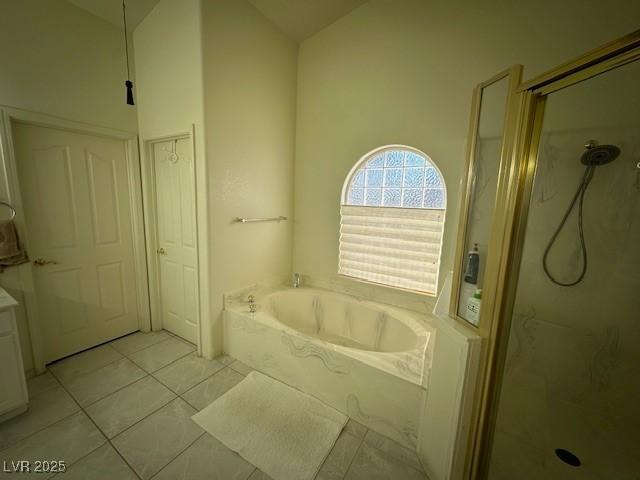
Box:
(339, 205, 444, 295)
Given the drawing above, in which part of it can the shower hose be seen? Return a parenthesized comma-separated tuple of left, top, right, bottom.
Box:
(542, 164, 596, 286)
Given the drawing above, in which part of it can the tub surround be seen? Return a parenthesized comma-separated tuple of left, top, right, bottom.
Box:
(223, 281, 483, 480)
(223, 286, 433, 449)
(302, 274, 440, 318)
(230, 288, 433, 385)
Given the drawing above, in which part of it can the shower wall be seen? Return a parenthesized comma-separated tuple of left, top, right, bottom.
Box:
(489, 62, 640, 480)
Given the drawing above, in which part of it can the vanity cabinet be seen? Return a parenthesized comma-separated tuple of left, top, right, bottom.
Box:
(0, 288, 28, 422)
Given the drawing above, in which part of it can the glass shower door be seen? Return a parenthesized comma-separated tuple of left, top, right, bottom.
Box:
(487, 58, 640, 479)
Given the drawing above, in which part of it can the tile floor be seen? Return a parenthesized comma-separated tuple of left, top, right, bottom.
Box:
(0, 330, 429, 480)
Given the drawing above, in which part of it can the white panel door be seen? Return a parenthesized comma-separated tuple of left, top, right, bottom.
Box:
(153, 139, 198, 344)
(13, 123, 140, 361)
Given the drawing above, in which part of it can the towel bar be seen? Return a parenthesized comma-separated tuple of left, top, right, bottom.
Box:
(234, 216, 287, 224)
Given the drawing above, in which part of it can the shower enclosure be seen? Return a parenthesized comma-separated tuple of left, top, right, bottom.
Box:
(488, 53, 640, 480)
(450, 31, 640, 479)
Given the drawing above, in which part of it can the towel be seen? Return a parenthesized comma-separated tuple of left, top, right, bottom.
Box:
(0, 220, 28, 272)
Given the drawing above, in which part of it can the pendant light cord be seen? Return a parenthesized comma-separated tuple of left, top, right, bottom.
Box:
(122, 0, 131, 80)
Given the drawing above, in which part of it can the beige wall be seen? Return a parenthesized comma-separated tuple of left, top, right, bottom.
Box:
(0, 0, 139, 372)
(134, 0, 209, 348)
(293, 0, 640, 313)
(134, 0, 205, 141)
(134, 0, 297, 357)
(0, 0, 137, 132)
(202, 0, 297, 354)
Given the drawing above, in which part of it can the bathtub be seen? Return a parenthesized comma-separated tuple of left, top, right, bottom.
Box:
(223, 287, 434, 449)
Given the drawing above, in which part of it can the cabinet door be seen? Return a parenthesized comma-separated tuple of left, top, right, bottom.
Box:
(0, 333, 25, 413)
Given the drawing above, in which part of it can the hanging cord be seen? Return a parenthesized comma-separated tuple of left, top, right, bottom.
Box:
(122, 0, 134, 105)
(542, 165, 596, 286)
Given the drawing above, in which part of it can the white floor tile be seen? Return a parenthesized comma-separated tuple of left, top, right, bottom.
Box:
(110, 331, 171, 356)
(26, 372, 59, 398)
(345, 442, 426, 480)
(152, 434, 254, 480)
(52, 443, 137, 480)
(228, 360, 253, 376)
(363, 430, 423, 471)
(49, 345, 123, 384)
(182, 368, 244, 411)
(0, 412, 105, 480)
(86, 376, 176, 438)
(317, 431, 362, 480)
(153, 354, 224, 394)
(128, 338, 195, 373)
(344, 419, 368, 440)
(112, 398, 203, 479)
(0, 385, 79, 450)
(64, 358, 146, 407)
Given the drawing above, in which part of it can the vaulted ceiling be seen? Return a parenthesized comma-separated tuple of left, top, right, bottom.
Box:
(247, 0, 368, 41)
(66, 0, 368, 41)
(66, 0, 161, 29)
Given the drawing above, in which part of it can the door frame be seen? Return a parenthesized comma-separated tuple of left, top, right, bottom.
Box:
(140, 129, 203, 352)
(0, 105, 151, 372)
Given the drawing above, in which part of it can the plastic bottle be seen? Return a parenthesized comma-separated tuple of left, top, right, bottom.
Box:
(464, 243, 480, 284)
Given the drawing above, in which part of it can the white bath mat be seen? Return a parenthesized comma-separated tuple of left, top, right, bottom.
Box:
(192, 371, 347, 480)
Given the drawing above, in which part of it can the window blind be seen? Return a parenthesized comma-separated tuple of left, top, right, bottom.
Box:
(339, 205, 444, 295)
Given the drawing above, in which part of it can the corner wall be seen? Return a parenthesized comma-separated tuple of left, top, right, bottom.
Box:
(293, 0, 640, 315)
(134, 0, 209, 350)
(201, 0, 297, 354)
(135, 0, 297, 356)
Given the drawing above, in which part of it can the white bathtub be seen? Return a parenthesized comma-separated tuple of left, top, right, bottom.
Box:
(223, 287, 434, 448)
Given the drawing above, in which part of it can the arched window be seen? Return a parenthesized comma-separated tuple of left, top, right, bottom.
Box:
(339, 146, 446, 295)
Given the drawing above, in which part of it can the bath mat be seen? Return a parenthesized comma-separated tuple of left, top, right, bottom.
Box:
(191, 371, 347, 480)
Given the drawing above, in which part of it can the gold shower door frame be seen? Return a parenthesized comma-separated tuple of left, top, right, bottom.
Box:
(468, 30, 640, 480)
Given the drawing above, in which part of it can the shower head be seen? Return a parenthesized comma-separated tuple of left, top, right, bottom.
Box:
(581, 142, 620, 166)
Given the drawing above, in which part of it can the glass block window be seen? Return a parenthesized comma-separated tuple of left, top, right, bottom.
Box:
(345, 149, 445, 209)
(340, 146, 446, 296)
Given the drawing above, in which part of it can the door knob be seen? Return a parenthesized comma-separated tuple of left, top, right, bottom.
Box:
(157, 247, 167, 255)
(33, 258, 59, 267)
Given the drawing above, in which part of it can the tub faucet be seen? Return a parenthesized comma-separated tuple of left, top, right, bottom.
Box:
(293, 273, 301, 289)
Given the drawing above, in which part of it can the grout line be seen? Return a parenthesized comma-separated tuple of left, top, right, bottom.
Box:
(341, 434, 365, 480)
(172, 364, 231, 401)
(50, 362, 204, 479)
(79, 372, 153, 409)
(5, 332, 199, 478)
(49, 349, 125, 385)
(0, 406, 80, 455)
(48, 367, 143, 480)
(104, 392, 179, 441)
(47, 337, 124, 368)
(0, 371, 86, 454)
(122, 330, 196, 359)
(68, 362, 149, 409)
(111, 331, 173, 356)
(123, 335, 183, 358)
(136, 347, 198, 376)
(143, 431, 206, 479)
(15, 343, 423, 480)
